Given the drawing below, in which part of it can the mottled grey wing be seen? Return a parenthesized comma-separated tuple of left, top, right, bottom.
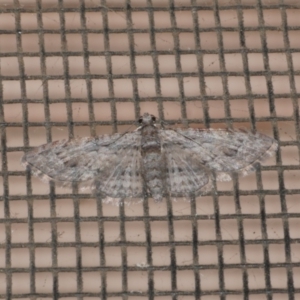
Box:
(161, 141, 212, 197)
(160, 128, 277, 183)
(92, 141, 144, 200)
(22, 132, 144, 198)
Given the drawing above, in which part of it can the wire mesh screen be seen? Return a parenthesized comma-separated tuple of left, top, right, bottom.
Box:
(0, 0, 300, 299)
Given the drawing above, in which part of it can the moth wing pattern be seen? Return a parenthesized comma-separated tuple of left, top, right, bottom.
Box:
(92, 136, 144, 203)
(22, 132, 144, 201)
(160, 132, 212, 197)
(160, 128, 278, 183)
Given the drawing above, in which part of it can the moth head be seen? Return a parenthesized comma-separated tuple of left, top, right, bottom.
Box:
(138, 113, 156, 126)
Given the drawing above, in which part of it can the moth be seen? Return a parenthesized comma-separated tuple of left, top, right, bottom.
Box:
(22, 113, 278, 203)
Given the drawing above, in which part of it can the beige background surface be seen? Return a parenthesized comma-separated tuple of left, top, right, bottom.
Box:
(0, 0, 300, 299)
